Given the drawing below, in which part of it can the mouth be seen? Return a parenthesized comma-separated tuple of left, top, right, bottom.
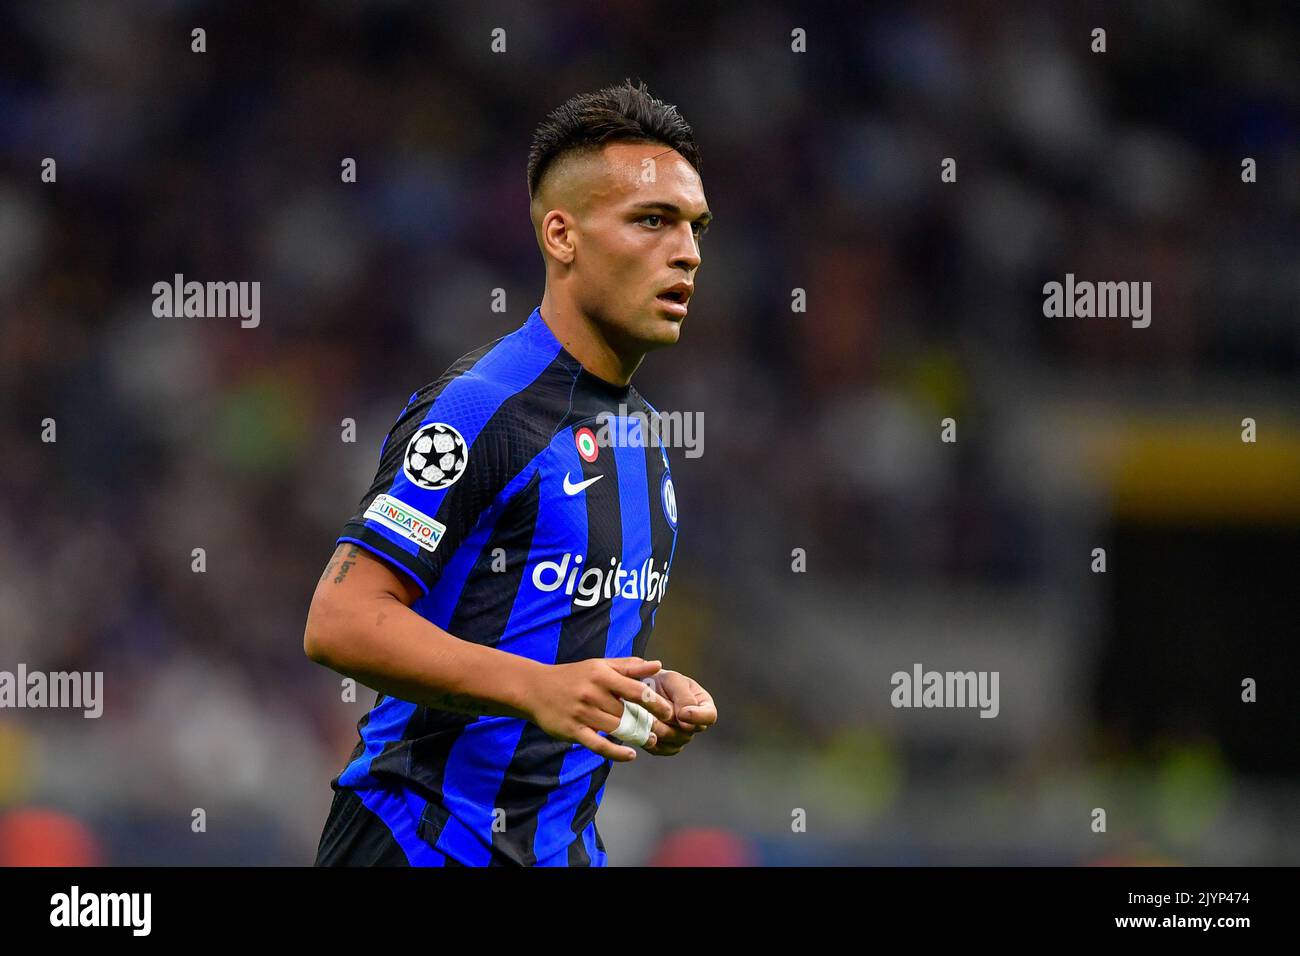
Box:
(655, 283, 693, 318)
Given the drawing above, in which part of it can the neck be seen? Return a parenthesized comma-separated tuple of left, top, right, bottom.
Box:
(538, 288, 643, 386)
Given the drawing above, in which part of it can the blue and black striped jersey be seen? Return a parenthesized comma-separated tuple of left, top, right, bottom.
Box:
(330, 305, 679, 866)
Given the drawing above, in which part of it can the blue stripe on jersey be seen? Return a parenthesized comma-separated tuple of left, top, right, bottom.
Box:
(434, 429, 590, 863)
(337, 328, 559, 793)
(431, 802, 501, 865)
(532, 743, 603, 865)
(357, 787, 449, 866)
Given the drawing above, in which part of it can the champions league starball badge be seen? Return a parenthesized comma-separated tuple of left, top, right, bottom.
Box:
(403, 422, 469, 491)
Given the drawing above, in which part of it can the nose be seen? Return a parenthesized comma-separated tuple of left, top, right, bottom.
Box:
(670, 222, 701, 271)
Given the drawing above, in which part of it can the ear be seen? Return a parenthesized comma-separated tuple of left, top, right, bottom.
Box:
(542, 209, 577, 265)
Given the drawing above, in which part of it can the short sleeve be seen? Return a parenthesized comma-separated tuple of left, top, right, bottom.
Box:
(336, 378, 515, 597)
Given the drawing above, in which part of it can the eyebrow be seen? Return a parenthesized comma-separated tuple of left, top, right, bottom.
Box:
(628, 201, 712, 227)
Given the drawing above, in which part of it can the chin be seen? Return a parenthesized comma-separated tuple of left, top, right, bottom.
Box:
(641, 316, 683, 348)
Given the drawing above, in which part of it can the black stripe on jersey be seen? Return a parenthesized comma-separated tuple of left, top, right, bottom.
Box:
(489, 423, 623, 866)
(632, 438, 673, 660)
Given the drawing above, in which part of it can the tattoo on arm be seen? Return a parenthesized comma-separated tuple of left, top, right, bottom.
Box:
(424, 690, 507, 716)
(331, 545, 361, 585)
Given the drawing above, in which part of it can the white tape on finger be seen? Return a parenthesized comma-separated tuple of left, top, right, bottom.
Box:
(612, 700, 654, 747)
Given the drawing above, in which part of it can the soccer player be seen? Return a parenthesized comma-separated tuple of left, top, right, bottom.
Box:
(305, 79, 718, 866)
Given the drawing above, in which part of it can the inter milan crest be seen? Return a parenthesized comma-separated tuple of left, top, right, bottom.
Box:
(403, 422, 469, 490)
(660, 472, 677, 528)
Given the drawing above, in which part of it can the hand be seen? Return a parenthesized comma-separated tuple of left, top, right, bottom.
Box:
(641, 669, 717, 756)
(528, 657, 676, 762)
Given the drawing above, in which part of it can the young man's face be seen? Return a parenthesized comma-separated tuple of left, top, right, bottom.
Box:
(563, 141, 710, 352)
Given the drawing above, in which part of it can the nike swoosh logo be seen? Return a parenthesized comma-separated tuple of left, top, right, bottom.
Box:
(563, 472, 604, 495)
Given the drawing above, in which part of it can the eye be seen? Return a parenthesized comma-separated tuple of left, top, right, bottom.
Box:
(640, 215, 664, 228)
(692, 221, 709, 238)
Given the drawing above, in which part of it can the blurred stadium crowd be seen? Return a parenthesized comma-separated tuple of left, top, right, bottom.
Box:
(1, 1, 1297, 864)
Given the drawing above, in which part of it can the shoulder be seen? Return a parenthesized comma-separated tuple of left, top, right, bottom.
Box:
(418, 325, 576, 412)
(626, 385, 680, 467)
(404, 335, 509, 409)
(626, 385, 668, 440)
(626, 385, 660, 417)
(391, 325, 584, 473)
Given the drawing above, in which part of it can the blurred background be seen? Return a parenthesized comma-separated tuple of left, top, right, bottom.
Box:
(1, 0, 1297, 865)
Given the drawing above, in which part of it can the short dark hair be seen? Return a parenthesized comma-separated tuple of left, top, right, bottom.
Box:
(527, 78, 701, 201)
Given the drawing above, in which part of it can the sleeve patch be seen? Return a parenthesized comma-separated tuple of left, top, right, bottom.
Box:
(363, 493, 448, 553)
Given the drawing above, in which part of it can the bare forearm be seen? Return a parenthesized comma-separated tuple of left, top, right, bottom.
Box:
(306, 594, 542, 721)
